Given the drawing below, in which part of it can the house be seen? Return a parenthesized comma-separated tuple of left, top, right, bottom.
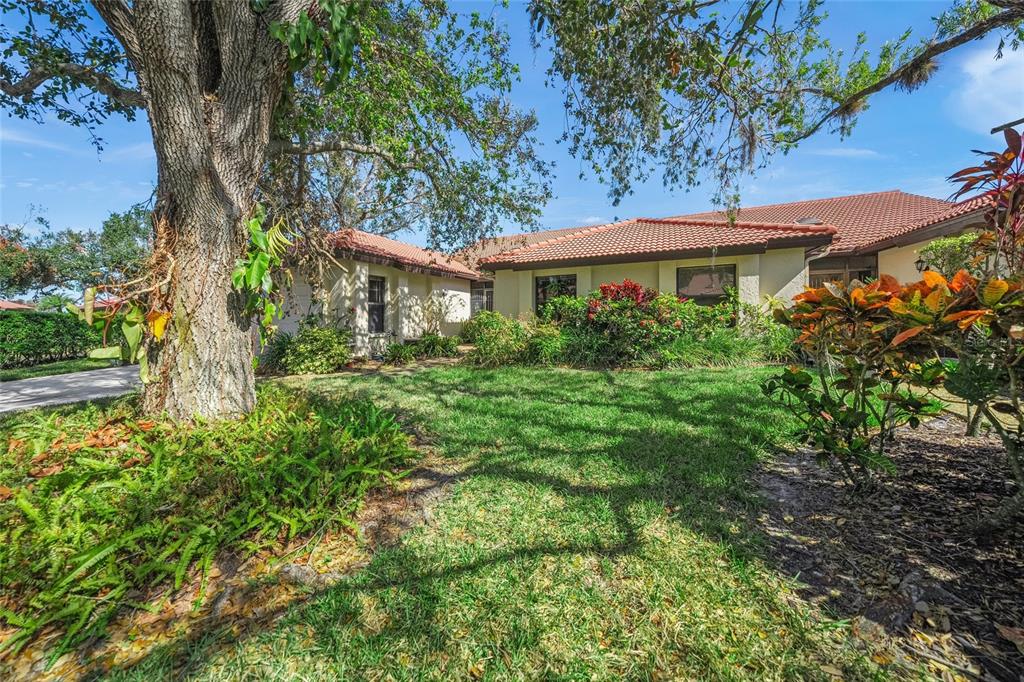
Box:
(475, 190, 986, 317)
(279, 228, 484, 356)
(0, 300, 33, 310)
(280, 190, 985, 355)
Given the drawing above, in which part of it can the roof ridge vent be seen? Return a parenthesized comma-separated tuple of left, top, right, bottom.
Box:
(795, 216, 824, 225)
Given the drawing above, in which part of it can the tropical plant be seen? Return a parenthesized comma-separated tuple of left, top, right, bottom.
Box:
(764, 277, 941, 487)
(231, 205, 294, 343)
(0, 384, 412, 661)
(383, 341, 417, 366)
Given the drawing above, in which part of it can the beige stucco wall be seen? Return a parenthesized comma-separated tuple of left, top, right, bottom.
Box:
(279, 259, 471, 357)
(489, 248, 808, 317)
(877, 239, 931, 284)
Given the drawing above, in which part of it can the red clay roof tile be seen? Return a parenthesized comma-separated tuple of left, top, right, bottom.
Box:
(677, 190, 954, 253)
(480, 218, 836, 268)
(331, 229, 482, 280)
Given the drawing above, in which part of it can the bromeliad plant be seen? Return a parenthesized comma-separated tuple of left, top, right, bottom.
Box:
(763, 276, 940, 487)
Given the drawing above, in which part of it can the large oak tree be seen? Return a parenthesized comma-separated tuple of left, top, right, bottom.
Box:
(2, 0, 1022, 419)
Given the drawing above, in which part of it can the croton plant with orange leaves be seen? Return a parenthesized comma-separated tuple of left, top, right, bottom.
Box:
(766, 128, 1024, 530)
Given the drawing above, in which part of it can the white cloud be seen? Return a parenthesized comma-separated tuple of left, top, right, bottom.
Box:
(0, 128, 74, 152)
(579, 215, 605, 224)
(949, 46, 1024, 134)
(807, 147, 882, 159)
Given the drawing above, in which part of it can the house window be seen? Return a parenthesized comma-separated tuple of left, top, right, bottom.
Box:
(368, 275, 386, 333)
(471, 280, 493, 314)
(535, 274, 576, 310)
(676, 264, 736, 305)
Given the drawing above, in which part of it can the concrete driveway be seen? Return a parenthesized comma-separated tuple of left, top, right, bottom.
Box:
(0, 365, 141, 414)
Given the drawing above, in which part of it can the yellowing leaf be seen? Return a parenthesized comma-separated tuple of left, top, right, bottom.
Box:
(146, 311, 171, 340)
(980, 279, 1009, 306)
(922, 288, 945, 314)
(921, 270, 947, 289)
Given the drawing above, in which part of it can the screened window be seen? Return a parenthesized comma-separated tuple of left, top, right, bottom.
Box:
(676, 264, 736, 306)
(368, 276, 386, 333)
(535, 274, 576, 310)
(471, 280, 493, 314)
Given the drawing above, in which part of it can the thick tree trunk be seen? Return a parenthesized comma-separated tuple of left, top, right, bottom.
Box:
(141, 173, 256, 419)
(124, 0, 302, 419)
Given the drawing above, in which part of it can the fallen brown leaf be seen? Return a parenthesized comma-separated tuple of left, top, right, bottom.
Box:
(995, 623, 1024, 654)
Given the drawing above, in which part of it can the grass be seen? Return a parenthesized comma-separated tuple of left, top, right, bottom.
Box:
(0, 358, 119, 382)
(107, 366, 882, 680)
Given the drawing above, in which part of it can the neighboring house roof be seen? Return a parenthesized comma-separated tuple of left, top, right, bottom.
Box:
(677, 190, 956, 254)
(458, 226, 600, 269)
(0, 300, 33, 310)
(332, 229, 483, 281)
(480, 218, 836, 269)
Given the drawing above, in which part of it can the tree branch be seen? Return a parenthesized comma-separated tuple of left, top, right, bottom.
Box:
(788, 6, 1024, 144)
(0, 63, 145, 109)
(91, 1, 143, 72)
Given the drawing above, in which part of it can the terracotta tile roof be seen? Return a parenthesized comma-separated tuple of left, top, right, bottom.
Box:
(0, 300, 33, 310)
(458, 226, 603, 268)
(677, 190, 954, 254)
(863, 195, 988, 247)
(331, 229, 482, 280)
(480, 218, 836, 268)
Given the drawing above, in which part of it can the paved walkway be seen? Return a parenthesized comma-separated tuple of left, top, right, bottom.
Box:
(0, 365, 141, 414)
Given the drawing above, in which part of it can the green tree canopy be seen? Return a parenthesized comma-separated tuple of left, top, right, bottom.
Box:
(0, 205, 151, 297)
(530, 0, 1024, 203)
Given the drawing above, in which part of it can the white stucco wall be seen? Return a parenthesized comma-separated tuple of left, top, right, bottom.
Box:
(279, 259, 472, 357)
(488, 249, 808, 317)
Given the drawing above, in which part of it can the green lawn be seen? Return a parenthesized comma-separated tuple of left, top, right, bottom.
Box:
(111, 366, 880, 680)
(0, 358, 119, 381)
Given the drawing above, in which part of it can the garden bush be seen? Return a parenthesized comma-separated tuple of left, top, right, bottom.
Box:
(0, 384, 412, 659)
(256, 330, 294, 375)
(0, 311, 103, 368)
(463, 312, 528, 367)
(524, 322, 565, 365)
(413, 333, 459, 358)
(383, 341, 417, 366)
(460, 310, 504, 345)
(282, 321, 352, 374)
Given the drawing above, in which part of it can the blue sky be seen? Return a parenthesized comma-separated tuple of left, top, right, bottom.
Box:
(1, 1, 1022, 248)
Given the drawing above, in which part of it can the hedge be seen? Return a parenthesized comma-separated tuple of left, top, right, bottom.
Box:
(0, 311, 108, 368)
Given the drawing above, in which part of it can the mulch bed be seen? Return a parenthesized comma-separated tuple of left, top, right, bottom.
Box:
(757, 417, 1024, 680)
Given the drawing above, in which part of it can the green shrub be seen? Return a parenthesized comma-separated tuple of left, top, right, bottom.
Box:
(257, 330, 294, 375)
(0, 384, 412, 659)
(0, 311, 103, 368)
(282, 321, 352, 374)
(383, 341, 417, 366)
(464, 313, 528, 367)
(460, 310, 504, 345)
(524, 323, 565, 365)
(413, 333, 459, 358)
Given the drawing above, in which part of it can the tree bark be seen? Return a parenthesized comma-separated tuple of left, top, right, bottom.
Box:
(125, 0, 304, 419)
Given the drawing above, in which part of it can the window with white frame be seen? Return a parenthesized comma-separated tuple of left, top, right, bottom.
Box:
(368, 275, 386, 333)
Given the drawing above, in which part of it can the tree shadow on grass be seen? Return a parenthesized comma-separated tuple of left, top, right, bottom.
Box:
(97, 366, 842, 680)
